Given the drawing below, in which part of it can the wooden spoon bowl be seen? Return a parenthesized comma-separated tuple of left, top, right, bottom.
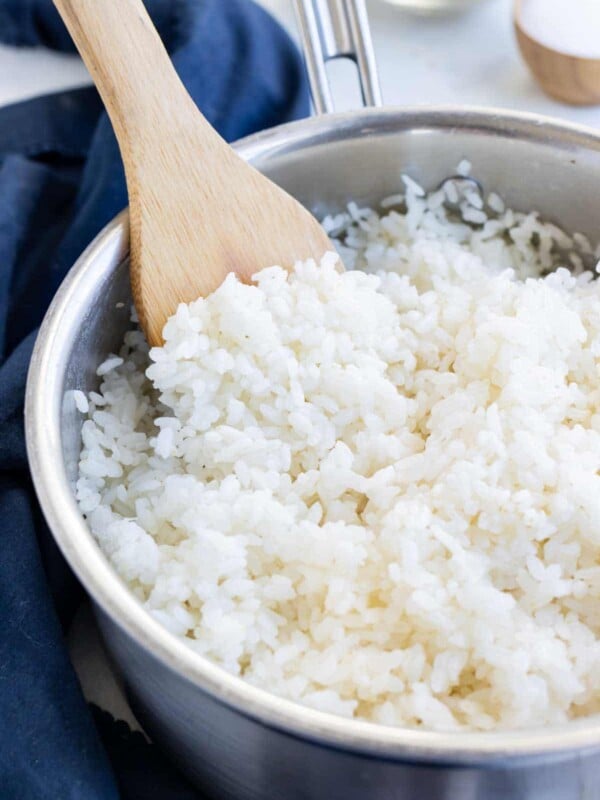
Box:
(53, 0, 333, 346)
(514, 0, 600, 106)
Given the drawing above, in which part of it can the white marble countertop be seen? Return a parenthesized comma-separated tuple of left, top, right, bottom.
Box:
(3, 0, 600, 128)
(4, 0, 600, 735)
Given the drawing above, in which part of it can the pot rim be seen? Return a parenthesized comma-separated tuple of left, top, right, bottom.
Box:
(25, 105, 600, 765)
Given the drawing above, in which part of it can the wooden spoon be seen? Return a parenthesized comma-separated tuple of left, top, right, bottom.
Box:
(514, 0, 600, 106)
(53, 0, 333, 345)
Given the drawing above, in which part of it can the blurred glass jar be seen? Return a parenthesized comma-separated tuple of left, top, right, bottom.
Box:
(381, 0, 490, 14)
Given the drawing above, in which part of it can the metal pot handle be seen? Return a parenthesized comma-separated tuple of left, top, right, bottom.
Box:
(293, 0, 383, 114)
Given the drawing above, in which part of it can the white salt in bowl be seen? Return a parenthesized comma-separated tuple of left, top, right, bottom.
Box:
(515, 0, 600, 105)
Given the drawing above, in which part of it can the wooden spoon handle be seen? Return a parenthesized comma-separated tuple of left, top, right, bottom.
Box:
(53, 0, 210, 156)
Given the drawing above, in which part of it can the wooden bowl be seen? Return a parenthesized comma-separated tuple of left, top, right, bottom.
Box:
(514, 0, 600, 106)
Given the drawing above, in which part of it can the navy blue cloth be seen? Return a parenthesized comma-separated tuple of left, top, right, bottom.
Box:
(0, 2, 309, 798)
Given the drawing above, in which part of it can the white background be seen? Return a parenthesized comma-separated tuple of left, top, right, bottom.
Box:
(2, 0, 600, 128)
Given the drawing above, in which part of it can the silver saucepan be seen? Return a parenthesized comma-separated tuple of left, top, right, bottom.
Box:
(25, 1, 600, 798)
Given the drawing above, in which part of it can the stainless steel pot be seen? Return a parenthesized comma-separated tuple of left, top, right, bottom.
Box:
(25, 1, 600, 798)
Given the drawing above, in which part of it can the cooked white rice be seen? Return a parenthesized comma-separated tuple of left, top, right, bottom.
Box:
(77, 172, 600, 732)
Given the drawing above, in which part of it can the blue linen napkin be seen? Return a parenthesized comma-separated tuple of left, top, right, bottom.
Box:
(0, 2, 309, 797)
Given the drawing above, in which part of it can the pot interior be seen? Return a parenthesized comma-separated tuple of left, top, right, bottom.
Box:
(61, 111, 600, 486)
